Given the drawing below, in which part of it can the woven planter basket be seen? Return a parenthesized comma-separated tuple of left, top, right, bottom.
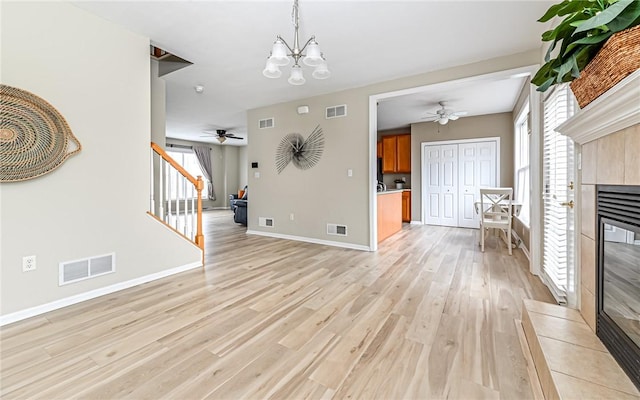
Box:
(570, 24, 640, 108)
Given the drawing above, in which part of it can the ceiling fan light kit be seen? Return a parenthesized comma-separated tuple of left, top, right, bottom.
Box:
(263, 0, 330, 85)
(423, 101, 468, 125)
(201, 129, 245, 144)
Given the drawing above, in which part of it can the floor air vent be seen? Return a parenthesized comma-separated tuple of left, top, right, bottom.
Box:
(259, 217, 274, 227)
(259, 118, 274, 129)
(326, 105, 347, 119)
(327, 223, 348, 236)
(59, 253, 115, 286)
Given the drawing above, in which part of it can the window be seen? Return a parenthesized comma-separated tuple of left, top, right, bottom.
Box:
(166, 150, 209, 198)
(514, 102, 530, 226)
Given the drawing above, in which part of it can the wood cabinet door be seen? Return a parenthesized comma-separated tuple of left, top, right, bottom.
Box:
(396, 134, 411, 173)
(377, 141, 383, 158)
(402, 191, 411, 222)
(382, 136, 397, 173)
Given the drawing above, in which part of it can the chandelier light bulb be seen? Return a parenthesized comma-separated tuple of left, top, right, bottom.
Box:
(303, 39, 323, 67)
(438, 117, 449, 125)
(270, 38, 290, 66)
(263, 58, 282, 78)
(288, 64, 306, 85)
(312, 57, 330, 79)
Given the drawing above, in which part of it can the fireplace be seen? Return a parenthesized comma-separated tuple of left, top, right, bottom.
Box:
(597, 185, 640, 390)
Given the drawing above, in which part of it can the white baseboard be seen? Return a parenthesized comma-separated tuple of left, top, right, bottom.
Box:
(410, 220, 423, 225)
(246, 230, 372, 251)
(511, 229, 530, 260)
(0, 261, 202, 327)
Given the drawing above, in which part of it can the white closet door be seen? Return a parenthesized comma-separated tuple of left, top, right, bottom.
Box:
(440, 145, 458, 226)
(458, 141, 497, 228)
(425, 145, 443, 225)
(425, 144, 458, 226)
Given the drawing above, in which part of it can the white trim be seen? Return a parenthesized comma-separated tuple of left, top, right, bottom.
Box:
(556, 69, 640, 144)
(410, 220, 423, 225)
(369, 96, 378, 251)
(511, 228, 530, 261)
(529, 86, 542, 276)
(0, 261, 202, 327)
(246, 230, 371, 252)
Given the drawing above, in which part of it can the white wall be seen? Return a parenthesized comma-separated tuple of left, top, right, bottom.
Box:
(0, 2, 201, 317)
(247, 51, 540, 248)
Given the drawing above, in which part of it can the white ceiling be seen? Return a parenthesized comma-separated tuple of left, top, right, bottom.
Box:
(73, 1, 553, 145)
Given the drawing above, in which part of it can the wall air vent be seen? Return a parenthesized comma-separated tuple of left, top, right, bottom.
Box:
(259, 118, 274, 129)
(59, 253, 115, 286)
(259, 217, 274, 228)
(327, 223, 348, 236)
(326, 105, 347, 119)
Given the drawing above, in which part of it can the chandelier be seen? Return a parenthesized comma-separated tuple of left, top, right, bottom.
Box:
(262, 0, 330, 85)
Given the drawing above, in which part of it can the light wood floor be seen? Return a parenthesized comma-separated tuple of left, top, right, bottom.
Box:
(0, 213, 554, 399)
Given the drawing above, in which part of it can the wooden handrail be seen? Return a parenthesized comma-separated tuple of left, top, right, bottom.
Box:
(150, 142, 204, 265)
(151, 142, 198, 186)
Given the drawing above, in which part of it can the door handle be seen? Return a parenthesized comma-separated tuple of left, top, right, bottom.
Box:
(560, 200, 574, 209)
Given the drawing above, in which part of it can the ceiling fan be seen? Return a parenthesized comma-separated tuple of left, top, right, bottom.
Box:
(422, 101, 468, 125)
(201, 129, 244, 143)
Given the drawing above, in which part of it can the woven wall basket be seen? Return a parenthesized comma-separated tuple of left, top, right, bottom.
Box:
(0, 84, 81, 182)
(570, 24, 640, 109)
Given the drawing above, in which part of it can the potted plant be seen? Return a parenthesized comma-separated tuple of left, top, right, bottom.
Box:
(532, 0, 640, 106)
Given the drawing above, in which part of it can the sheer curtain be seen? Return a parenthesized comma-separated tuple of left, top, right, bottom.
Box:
(193, 145, 216, 201)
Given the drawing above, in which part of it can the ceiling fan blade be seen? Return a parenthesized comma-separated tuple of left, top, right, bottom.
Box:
(226, 135, 244, 140)
(448, 115, 459, 121)
(452, 111, 468, 117)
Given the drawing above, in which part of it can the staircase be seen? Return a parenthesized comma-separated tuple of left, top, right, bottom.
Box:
(149, 142, 204, 263)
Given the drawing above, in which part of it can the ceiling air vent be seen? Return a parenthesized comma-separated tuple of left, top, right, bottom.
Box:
(259, 118, 274, 129)
(326, 105, 347, 119)
(327, 223, 348, 236)
(259, 217, 274, 228)
(59, 253, 115, 286)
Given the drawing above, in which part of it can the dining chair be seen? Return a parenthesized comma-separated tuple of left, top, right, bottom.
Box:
(479, 187, 513, 255)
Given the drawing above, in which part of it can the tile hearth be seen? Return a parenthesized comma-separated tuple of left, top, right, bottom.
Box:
(522, 299, 640, 400)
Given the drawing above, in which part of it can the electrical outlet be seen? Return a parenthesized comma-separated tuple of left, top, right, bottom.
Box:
(22, 255, 36, 272)
(290, 213, 294, 221)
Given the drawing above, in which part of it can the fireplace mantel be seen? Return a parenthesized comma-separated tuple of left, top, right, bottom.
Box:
(557, 69, 640, 145)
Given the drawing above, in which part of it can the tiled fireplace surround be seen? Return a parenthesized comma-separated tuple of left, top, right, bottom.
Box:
(522, 71, 640, 400)
(579, 123, 640, 331)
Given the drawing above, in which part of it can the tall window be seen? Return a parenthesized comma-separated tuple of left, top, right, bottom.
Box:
(514, 103, 530, 226)
(166, 150, 209, 198)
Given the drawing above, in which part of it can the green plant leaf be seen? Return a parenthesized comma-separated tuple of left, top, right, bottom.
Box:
(606, 0, 640, 32)
(536, 77, 556, 92)
(555, 55, 576, 82)
(563, 31, 613, 54)
(538, 0, 572, 22)
(574, 0, 635, 33)
(558, 1, 597, 17)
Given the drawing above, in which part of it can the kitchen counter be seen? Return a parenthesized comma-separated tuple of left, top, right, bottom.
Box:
(377, 188, 410, 194)
(377, 190, 402, 243)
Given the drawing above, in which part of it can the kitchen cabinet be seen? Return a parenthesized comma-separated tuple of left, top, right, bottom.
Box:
(402, 190, 411, 222)
(377, 140, 383, 158)
(381, 134, 411, 173)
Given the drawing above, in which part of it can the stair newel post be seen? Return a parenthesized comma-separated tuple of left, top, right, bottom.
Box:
(195, 175, 205, 264)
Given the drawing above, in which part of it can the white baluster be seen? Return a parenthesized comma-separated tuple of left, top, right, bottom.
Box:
(166, 162, 172, 224)
(159, 157, 165, 220)
(150, 149, 154, 213)
(191, 184, 196, 240)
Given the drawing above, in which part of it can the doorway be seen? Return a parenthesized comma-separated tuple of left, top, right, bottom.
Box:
(422, 138, 499, 228)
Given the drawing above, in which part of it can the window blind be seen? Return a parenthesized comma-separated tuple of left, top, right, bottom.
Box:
(542, 85, 575, 305)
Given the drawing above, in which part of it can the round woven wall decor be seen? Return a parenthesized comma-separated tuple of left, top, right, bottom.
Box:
(1, 84, 81, 182)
